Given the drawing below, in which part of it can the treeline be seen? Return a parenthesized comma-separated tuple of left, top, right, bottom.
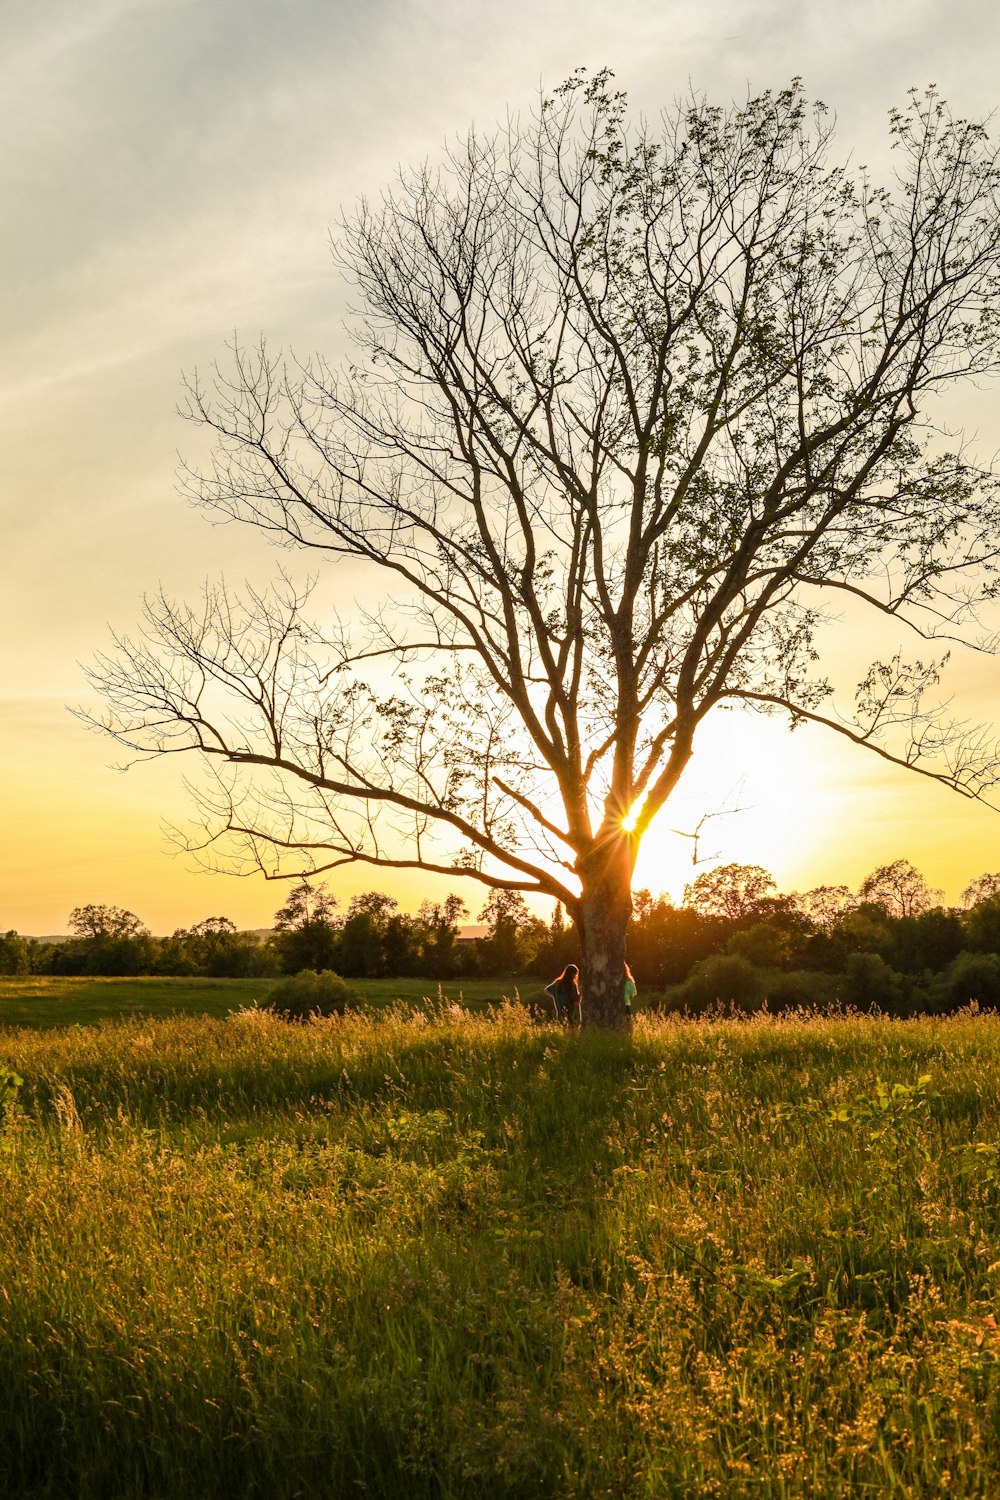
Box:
(7, 859, 1000, 1016)
(0, 887, 547, 982)
(632, 862, 1000, 1016)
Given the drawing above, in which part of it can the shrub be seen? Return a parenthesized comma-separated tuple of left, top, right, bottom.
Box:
(264, 969, 357, 1021)
(942, 951, 1000, 1010)
(761, 969, 840, 1012)
(665, 953, 765, 1014)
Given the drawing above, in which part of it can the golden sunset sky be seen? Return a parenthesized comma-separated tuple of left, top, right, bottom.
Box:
(4, 0, 1000, 934)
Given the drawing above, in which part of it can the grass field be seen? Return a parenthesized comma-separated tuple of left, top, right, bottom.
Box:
(0, 974, 522, 1028)
(2, 1003, 1000, 1496)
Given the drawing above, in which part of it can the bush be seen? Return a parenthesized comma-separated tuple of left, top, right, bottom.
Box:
(665, 953, 765, 1014)
(663, 960, 840, 1017)
(761, 969, 840, 1012)
(264, 970, 357, 1021)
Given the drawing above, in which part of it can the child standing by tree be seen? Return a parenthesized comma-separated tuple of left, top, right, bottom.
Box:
(545, 963, 581, 1027)
(623, 963, 637, 1016)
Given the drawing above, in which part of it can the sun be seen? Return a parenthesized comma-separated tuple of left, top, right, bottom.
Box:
(629, 709, 845, 901)
(621, 803, 643, 834)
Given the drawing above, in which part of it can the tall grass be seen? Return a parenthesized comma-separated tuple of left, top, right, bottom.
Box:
(2, 1004, 1000, 1496)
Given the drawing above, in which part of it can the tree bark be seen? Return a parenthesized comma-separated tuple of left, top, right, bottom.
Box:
(575, 837, 634, 1029)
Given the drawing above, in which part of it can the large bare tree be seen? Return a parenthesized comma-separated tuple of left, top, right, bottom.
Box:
(90, 73, 1000, 1025)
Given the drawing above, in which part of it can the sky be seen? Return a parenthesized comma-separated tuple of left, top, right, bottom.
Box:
(3, 0, 1000, 934)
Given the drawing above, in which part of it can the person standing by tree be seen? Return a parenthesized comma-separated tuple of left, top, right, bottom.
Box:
(623, 963, 637, 1018)
(545, 963, 581, 1028)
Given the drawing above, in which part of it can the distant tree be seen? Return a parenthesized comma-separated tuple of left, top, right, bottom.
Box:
(537, 900, 578, 977)
(153, 931, 198, 976)
(627, 892, 727, 986)
(274, 881, 339, 929)
(68, 904, 146, 940)
(59, 904, 154, 976)
(961, 894, 1000, 955)
(415, 895, 468, 978)
(345, 892, 398, 922)
(842, 952, 906, 1011)
(890, 908, 964, 973)
(858, 860, 942, 919)
(0, 932, 30, 976)
(193, 915, 237, 937)
(794, 886, 856, 926)
(962, 873, 1000, 909)
(273, 881, 340, 973)
(336, 891, 399, 977)
(943, 951, 1000, 1009)
(822, 903, 899, 969)
(90, 75, 1000, 1024)
(684, 864, 777, 923)
(727, 924, 788, 969)
(382, 912, 420, 976)
(171, 916, 276, 977)
(478, 890, 546, 975)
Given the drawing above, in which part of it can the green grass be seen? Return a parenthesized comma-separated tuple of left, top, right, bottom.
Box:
(0, 974, 521, 1027)
(2, 1005, 1000, 1496)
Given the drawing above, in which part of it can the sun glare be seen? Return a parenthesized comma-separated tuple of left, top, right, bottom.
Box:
(629, 710, 850, 901)
(621, 803, 643, 834)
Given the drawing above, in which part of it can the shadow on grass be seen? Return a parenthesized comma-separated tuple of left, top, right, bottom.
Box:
(6, 1011, 1000, 1498)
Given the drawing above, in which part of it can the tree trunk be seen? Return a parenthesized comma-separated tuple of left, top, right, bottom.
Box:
(575, 841, 634, 1029)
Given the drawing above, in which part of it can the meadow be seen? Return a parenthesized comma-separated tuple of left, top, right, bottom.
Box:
(0, 974, 513, 1028)
(2, 999, 1000, 1496)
